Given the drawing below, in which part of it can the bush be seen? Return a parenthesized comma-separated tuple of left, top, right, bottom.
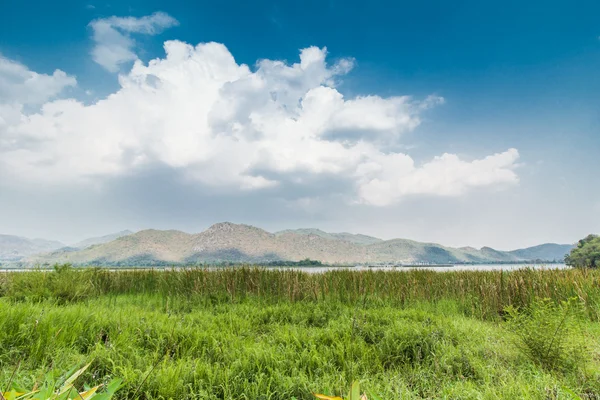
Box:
(504, 298, 589, 372)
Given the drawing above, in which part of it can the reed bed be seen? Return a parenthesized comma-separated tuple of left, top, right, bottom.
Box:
(3, 267, 599, 320)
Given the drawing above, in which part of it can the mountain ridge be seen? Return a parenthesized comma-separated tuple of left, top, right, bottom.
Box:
(22, 222, 575, 266)
(71, 230, 134, 250)
(0, 230, 135, 262)
(0, 234, 65, 262)
(275, 228, 383, 245)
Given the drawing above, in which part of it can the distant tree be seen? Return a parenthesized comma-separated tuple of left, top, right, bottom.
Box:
(565, 234, 600, 268)
(297, 258, 322, 266)
(263, 258, 323, 267)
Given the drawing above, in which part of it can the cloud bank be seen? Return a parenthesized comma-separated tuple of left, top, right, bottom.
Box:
(0, 15, 519, 206)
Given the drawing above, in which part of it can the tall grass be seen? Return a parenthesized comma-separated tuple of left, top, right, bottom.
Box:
(2, 266, 599, 320)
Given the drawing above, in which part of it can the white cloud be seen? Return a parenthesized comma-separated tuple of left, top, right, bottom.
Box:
(0, 39, 520, 206)
(356, 148, 520, 206)
(89, 12, 178, 72)
(0, 55, 76, 105)
(0, 55, 76, 153)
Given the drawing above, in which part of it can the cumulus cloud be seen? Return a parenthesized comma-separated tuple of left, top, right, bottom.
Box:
(355, 148, 520, 206)
(89, 12, 179, 72)
(0, 55, 76, 154)
(0, 38, 519, 206)
(0, 55, 76, 105)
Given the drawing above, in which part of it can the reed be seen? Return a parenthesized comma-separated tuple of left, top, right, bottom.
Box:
(3, 266, 598, 320)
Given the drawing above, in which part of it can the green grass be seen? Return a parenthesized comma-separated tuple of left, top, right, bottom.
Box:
(1, 267, 599, 399)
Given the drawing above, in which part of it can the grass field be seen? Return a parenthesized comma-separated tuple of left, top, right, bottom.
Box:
(1, 267, 599, 399)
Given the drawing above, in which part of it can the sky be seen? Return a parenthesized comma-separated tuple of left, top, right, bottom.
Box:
(0, 0, 599, 249)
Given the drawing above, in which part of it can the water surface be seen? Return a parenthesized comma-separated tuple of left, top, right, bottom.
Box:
(0, 263, 568, 273)
(268, 263, 568, 273)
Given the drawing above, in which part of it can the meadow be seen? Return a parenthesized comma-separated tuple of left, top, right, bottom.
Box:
(0, 266, 599, 399)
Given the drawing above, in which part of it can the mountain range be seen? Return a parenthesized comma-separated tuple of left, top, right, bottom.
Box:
(1, 222, 574, 266)
(0, 230, 133, 263)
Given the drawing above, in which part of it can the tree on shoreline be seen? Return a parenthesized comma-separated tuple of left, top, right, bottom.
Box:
(565, 234, 600, 268)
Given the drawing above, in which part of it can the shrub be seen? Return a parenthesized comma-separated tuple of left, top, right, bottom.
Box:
(504, 298, 589, 372)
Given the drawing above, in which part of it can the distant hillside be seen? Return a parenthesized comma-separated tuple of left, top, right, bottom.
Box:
(72, 230, 134, 249)
(0, 234, 64, 262)
(275, 228, 383, 245)
(34, 229, 193, 266)
(509, 243, 574, 262)
(26, 222, 574, 266)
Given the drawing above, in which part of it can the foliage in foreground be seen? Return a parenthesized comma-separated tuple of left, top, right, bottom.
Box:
(566, 234, 600, 269)
(314, 381, 381, 400)
(2, 363, 121, 400)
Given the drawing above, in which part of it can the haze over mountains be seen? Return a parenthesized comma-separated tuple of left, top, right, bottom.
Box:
(1, 222, 574, 266)
(0, 230, 134, 262)
(71, 230, 134, 250)
(0, 235, 64, 262)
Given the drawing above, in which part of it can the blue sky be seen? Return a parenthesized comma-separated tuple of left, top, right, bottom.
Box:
(0, 0, 598, 248)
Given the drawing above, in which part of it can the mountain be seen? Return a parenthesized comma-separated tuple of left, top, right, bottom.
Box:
(26, 222, 575, 266)
(509, 243, 575, 262)
(58, 229, 193, 265)
(275, 228, 383, 245)
(71, 230, 134, 249)
(31, 224, 362, 265)
(0, 234, 64, 262)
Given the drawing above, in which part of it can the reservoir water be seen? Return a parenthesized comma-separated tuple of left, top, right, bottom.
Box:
(268, 263, 568, 273)
(0, 263, 568, 273)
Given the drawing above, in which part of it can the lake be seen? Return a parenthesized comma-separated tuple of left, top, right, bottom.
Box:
(0, 263, 568, 273)
(266, 263, 569, 273)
